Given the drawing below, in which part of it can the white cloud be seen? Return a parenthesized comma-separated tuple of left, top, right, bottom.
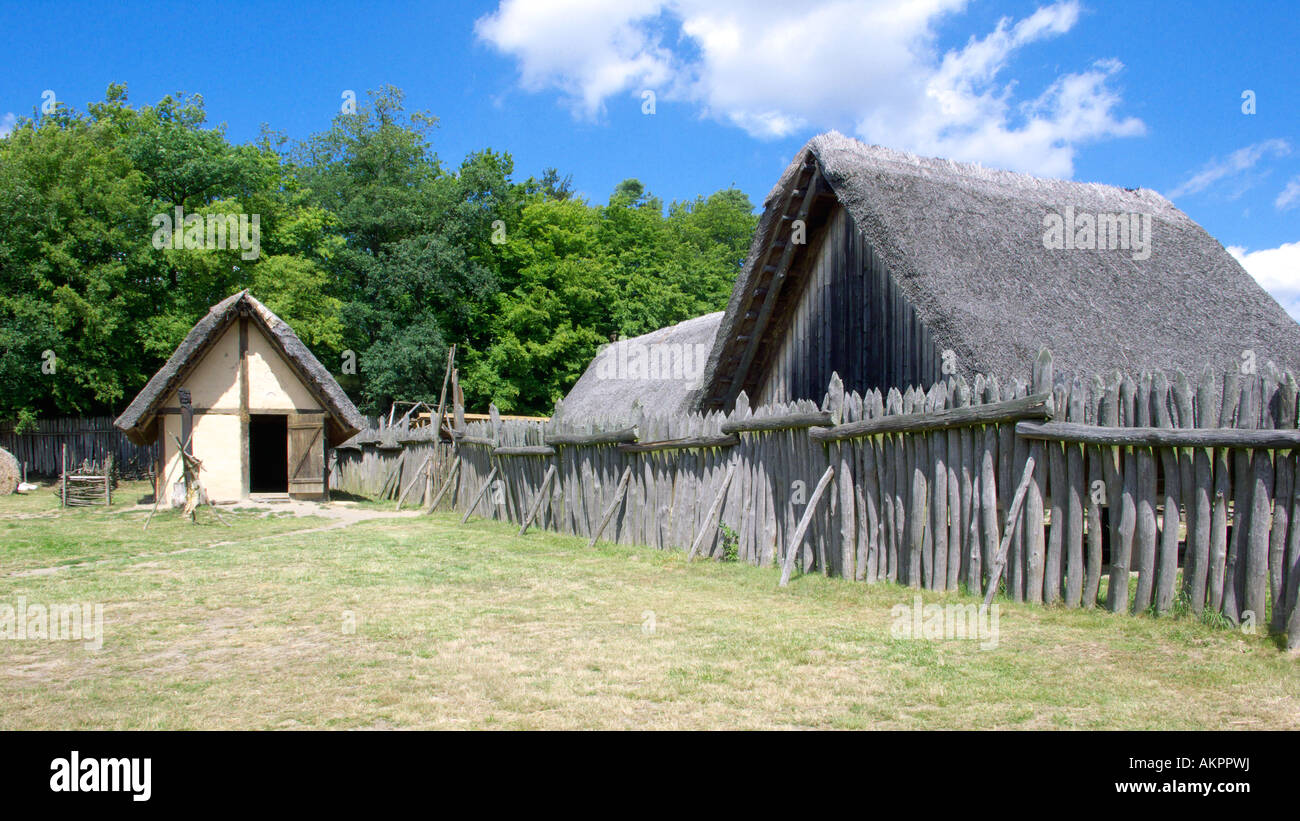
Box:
(1276, 176, 1300, 211)
(1230, 242, 1300, 322)
(477, 0, 1144, 177)
(1167, 139, 1291, 199)
(0, 113, 15, 138)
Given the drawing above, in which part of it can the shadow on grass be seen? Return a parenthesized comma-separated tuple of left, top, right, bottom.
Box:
(328, 490, 375, 503)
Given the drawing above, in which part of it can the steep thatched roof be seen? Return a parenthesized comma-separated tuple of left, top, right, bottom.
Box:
(115, 290, 364, 446)
(697, 131, 1300, 409)
(559, 312, 723, 424)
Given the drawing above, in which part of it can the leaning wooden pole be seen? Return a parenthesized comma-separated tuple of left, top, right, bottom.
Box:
(983, 455, 1038, 609)
(780, 465, 835, 587)
(394, 455, 432, 511)
(588, 466, 633, 548)
(424, 455, 462, 514)
(687, 461, 738, 561)
(518, 464, 558, 536)
(460, 464, 499, 524)
(433, 344, 455, 440)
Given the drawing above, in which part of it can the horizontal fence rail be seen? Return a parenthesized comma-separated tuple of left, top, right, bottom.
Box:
(331, 350, 1300, 649)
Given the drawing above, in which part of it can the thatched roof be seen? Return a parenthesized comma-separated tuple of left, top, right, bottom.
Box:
(559, 312, 723, 424)
(697, 131, 1300, 409)
(115, 290, 364, 446)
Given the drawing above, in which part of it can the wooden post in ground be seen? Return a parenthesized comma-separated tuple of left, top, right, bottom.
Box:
(518, 464, 558, 536)
(378, 450, 407, 501)
(425, 456, 461, 513)
(982, 455, 1037, 609)
(780, 465, 835, 587)
(395, 455, 432, 511)
(60, 443, 67, 508)
(434, 344, 455, 439)
(460, 465, 499, 524)
(588, 466, 633, 548)
(688, 461, 738, 561)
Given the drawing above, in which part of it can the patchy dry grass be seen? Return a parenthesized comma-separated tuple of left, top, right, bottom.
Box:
(0, 481, 337, 574)
(0, 487, 1297, 729)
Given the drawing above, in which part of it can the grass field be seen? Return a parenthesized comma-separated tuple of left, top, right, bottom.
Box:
(1, 481, 1297, 730)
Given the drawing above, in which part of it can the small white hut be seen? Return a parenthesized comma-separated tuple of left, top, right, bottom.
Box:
(115, 290, 363, 502)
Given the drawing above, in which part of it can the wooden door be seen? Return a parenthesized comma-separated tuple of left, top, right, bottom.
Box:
(287, 413, 325, 499)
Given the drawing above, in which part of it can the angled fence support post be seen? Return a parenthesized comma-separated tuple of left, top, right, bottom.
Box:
(518, 464, 558, 536)
(589, 466, 633, 548)
(780, 465, 835, 587)
(687, 461, 738, 562)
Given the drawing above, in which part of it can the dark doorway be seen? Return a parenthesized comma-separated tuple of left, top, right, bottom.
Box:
(249, 414, 288, 493)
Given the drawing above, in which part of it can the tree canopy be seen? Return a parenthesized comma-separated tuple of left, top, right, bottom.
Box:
(0, 85, 756, 424)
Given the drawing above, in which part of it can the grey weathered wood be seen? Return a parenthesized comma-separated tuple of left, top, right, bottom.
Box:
(687, 461, 737, 561)
(1268, 372, 1298, 631)
(518, 464, 557, 536)
(720, 411, 833, 434)
(394, 455, 432, 511)
(1244, 399, 1274, 628)
(888, 389, 904, 582)
(1023, 354, 1052, 604)
(930, 383, 949, 590)
(588, 466, 633, 548)
(839, 442, 856, 579)
(1131, 374, 1157, 614)
(1064, 377, 1086, 608)
(1208, 370, 1239, 613)
(908, 389, 928, 588)
(947, 383, 963, 591)
(460, 464, 499, 524)
(980, 421, 999, 597)
(543, 427, 638, 446)
(617, 434, 739, 453)
(1183, 366, 1213, 612)
(1153, 372, 1182, 614)
(810, 392, 1052, 441)
(1044, 385, 1067, 604)
(862, 426, 882, 582)
(983, 455, 1038, 608)
(452, 434, 498, 448)
(1224, 376, 1256, 623)
(1286, 454, 1300, 648)
(1084, 377, 1105, 608)
(1107, 375, 1137, 613)
(425, 455, 461, 513)
(1008, 381, 1030, 601)
(377, 449, 408, 500)
(780, 464, 835, 586)
(1014, 422, 1300, 449)
(956, 379, 974, 591)
(493, 445, 557, 457)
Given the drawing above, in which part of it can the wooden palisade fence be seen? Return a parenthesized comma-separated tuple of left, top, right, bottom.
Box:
(332, 350, 1300, 648)
(0, 416, 157, 479)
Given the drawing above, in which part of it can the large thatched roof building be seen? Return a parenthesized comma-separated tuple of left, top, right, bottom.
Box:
(115, 291, 364, 502)
(558, 312, 722, 422)
(563, 131, 1300, 420)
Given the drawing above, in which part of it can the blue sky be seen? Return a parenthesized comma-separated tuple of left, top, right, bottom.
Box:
(2, 0, 1296, 311)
